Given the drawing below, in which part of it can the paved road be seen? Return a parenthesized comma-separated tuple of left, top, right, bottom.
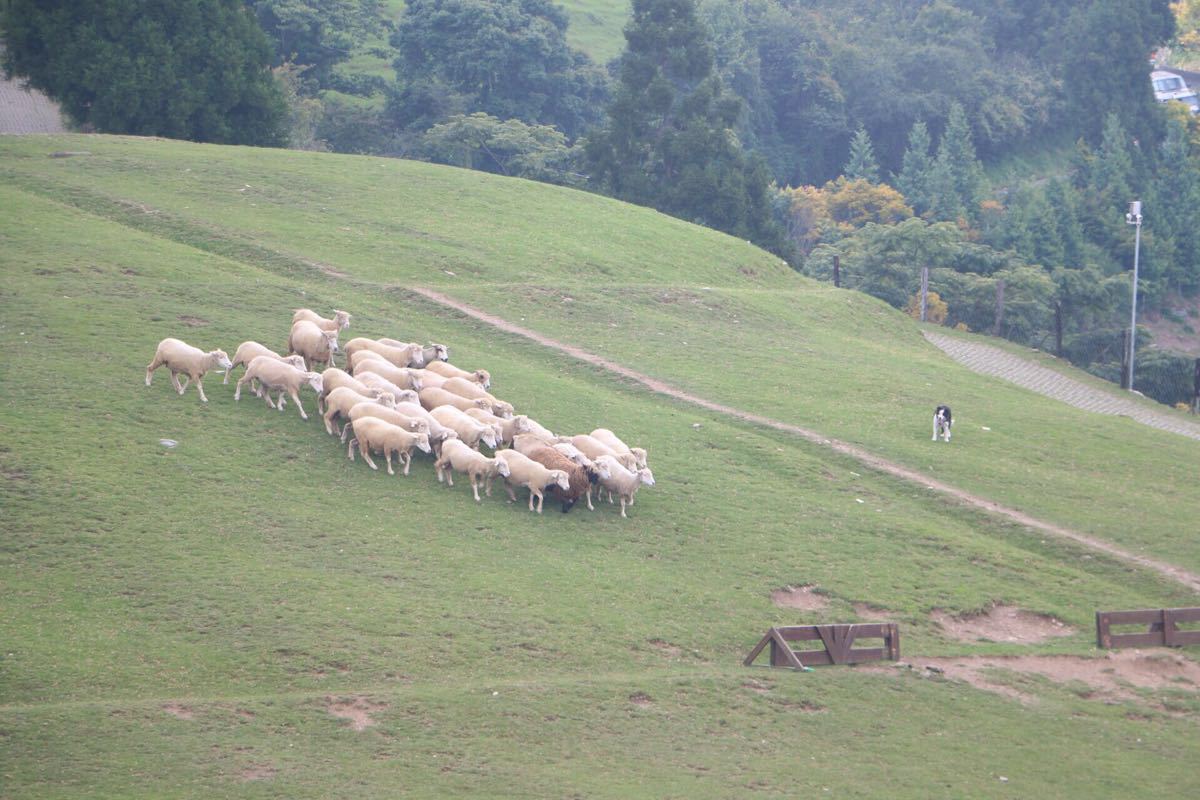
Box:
(0, 74, 66, 134)
(924, 331, 1200, 441)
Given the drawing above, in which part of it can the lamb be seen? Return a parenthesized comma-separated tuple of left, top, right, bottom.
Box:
(351, 356, 424, 390)
(493, 450, 570, 513)
(377, 338, 449, 364)
(346, 417, 432, 476)
(355, 372, 420, 406)
(223, 340, 307, 384)
(234, 356, 324, 419)
(418, 386, 492, 414)
(440, 377, 515, 418)
(464, 408, 531, 448)
(433, 439, 511, 503)
(565, 434, 638, 471)
(389, 401, 461, 454)
(590, 427, 649, 469)
(429, 405, 499, 450)
(292, 308, 351, 333)
(421, 360, 491, 389)
(342, 338, 426, 369)
(322, 386, 396, 435)
(287, 320, 340, 371)
(593, 455, 655, 518)
(525, 445, 603, 513)
(145, 337, 233, 403)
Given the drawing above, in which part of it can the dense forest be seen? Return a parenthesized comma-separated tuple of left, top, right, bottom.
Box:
(3, 0, 1200, 401)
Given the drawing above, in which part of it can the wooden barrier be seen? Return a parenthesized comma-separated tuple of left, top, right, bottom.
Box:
(1096, 607, 1200, 649)
(744, 623, 900, 669)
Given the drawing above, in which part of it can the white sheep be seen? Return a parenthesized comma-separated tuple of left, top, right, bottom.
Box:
(389, 401, 460, 454)
(494, 450, 570, 513)
(418, 386, 492, 414)
(550, 441, 596, 470)
(287, 320, 340, 371)
(342, 403, 430, 442)
(421, 360, 491, 389)
(145, 337, 233, 403)
(351, 356, 424, 391)
(318, 367, 384, 413)
(234, 356, 324, 419)
(433, 439, 511, 503)
(223, 340, 306, 385)
(440, 377, 515, 418)
(347, 417, 432, 476)
(322, 386, 396, 435)
(590, 427, 648, 469)
(406, 368, 448, 389)
(512, 432, 558, 456)
(377, 339, 449, 364)
(464, 408, 530, 448)
(521, 418, 556, 442)
(342, 338, 425, 369)
(355, 372, 420, 406)
(429, 405, 499, 450)
(292, 308, 351, 333)
(593, 455, 655, 518)
(565, 434, 638, 471)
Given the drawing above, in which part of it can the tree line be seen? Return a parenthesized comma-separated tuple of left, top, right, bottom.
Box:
(3, 0, 1197, 400)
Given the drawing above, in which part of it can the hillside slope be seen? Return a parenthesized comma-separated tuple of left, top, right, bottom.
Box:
(2, 135, 1198, 799)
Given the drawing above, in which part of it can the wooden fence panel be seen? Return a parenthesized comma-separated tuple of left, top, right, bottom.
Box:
(1096, 607, 1200, 649)
(745, 624, 900, 669)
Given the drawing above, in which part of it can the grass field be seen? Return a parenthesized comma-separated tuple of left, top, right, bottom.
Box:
(2, 134, 1199, 798)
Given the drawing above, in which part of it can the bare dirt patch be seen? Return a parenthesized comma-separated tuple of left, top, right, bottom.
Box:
(901, 650, 1200, 707)
(162, 703, 194, 720)
(240, 764, 278, 781)
(629, 692, 654, 707)
(771, 585, 829, 612)
(326, 695, 388, 731)
(177, 314, 210, 327)
(648, 638, 684, 659)
(932, 604, 1075, 644)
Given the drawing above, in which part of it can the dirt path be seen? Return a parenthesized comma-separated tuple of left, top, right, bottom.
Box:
(924, 331, 1200, 441)
(411, 287, 1200, 594)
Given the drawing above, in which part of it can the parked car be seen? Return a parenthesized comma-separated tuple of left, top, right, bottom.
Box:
(1151, 70, 1200, 113)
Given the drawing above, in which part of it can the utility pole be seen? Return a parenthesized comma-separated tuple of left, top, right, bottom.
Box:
(1125, 201, 1143, 392)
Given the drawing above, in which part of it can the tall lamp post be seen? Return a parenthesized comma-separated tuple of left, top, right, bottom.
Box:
(1125, 200, 1143, 392)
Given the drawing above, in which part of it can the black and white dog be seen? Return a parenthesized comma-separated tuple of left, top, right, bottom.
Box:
(932, 405, 953, 442)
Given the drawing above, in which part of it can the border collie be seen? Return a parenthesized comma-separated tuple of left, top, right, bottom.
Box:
(933, 405, 953, 442)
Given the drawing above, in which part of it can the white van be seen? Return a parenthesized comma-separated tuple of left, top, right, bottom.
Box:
(1151, 70, 1200, 113)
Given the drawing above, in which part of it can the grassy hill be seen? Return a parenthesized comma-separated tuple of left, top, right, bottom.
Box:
(2, 134, 1199, 799)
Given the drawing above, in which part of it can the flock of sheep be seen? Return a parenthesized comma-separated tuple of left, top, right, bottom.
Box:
(144, 308, 655, 516)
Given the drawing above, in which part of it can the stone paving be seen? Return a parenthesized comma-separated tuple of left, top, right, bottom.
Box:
(0, 74, 66, 134)
(924, 330, 1200, 441)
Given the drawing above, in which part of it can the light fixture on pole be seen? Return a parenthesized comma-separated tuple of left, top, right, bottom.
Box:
(1125, 200, 1143, 392)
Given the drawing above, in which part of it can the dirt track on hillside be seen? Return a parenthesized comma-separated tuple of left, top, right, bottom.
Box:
(410, 286, 1200, 595)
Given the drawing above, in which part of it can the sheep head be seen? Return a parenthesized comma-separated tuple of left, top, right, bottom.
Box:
(512, 415, 531, 434)
(637, 468, 655, 487)
(282, 354, 307, 370)
(430, 343, 449, 361)
(491, 400, 515, 419)
(211, 349, 234, 371)
(321, 330, 339, 353)
(475, 370, 491, 389)
(495, 459, 511, 478)
(304, 372, 324, 393)
(550, 470, 570, 492)
(333, 310, 351, 330)
(415, 433, 432, 454)
(631, 447, 648, 469)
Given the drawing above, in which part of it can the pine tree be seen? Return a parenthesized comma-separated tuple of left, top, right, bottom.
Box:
(843, 126, 880, 183)
(585, 0, 788, 256)
(896, 121, 934, 215)
(934, 103, 984, 220)
(1, 0, 287, 145)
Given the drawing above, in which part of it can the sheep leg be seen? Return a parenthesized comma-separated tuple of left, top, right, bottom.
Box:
(358, 438, 379, 471)
(222, 365, 232, 385)
(620, 497, 628, 518)
(322, 408, 338, 435)
(470, 474, 482, 502)
(145, 358, 163, 386)
(384, 448, 395, 476)
(504, 482, 517, 503)
(586, 487, 595, 511)
(289, 390, 307, 420)
(347, 438, 357, 460)
(194, 376, 208, 403)
(401, 451, 412, 476)
(170, 371, 185, 394)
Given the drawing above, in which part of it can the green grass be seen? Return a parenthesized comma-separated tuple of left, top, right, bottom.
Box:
(2, 135, 1199, 798)
(558, 0, 631, 64)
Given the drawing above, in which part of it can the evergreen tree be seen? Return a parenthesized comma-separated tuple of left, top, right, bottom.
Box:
(1043, 178, 1087, 267)
(843, 125, 880, 182)
(1149, 114, 1200, 294)
(896, 120, 934, 215)
(585, 0, 788, 257)
(0, 0, 287, 145)
(934, 103, 984, 220)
